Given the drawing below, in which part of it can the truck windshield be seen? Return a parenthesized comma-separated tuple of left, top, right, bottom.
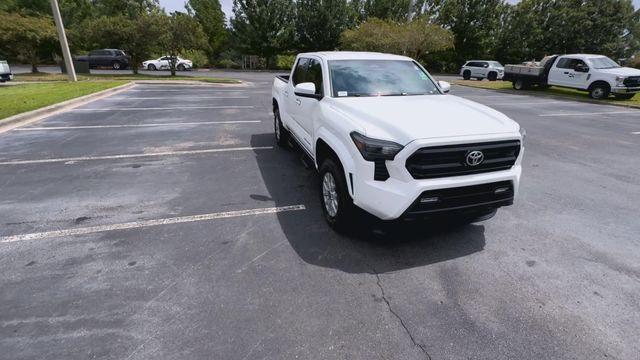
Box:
(589, 57, 620, 69)
(328, 60, 440, 97)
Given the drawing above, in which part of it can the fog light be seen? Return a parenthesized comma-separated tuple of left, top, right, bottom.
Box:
(420, 196, 439, 204)
(494, 187, 510, 194)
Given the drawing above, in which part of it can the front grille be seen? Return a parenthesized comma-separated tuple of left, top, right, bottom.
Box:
(406, 140, 520, 179)
(407, 181, 514, 215)
(624, 76, 640, 87)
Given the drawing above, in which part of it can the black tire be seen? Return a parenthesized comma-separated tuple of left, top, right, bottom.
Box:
(462, 70, 471, 80)
(513, 79, 527, 90)
(487, 72, 497, 81)
(112, 61, 121, 70)
(148, 64, 156, 71)
(319, 158, 354, 231)
(273, 105, 289, 147)
(614, 93, 635, 100)
(177, 64, 186, 71)
(589, 82, 610, 100)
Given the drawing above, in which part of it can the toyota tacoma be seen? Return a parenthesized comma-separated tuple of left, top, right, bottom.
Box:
(272, 52, 525, 230)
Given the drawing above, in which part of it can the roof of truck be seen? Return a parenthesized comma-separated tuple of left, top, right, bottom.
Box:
(299, 51, 413, 61)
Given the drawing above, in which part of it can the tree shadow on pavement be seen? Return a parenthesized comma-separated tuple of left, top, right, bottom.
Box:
(251, 133, 486, 274)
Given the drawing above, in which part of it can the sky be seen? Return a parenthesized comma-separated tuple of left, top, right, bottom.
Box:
(158, 0, 640, 19)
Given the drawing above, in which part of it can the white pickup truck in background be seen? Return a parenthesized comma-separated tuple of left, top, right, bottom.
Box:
(503, 54, 640, 99)
(272, 52, 525, 231)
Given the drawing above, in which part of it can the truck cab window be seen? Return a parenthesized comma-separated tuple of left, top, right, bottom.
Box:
(292, 58, 309, 85)
(306, 59, 323, 95)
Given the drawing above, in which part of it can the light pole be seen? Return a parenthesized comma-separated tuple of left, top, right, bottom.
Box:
(50, 0, 77, 81)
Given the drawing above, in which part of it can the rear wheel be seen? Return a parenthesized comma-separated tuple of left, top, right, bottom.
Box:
(589, 82, 610, 99)
(488, 71, 497, 81)
(273, 105, 289, 147)
(462, 70, 471, 80)
(319, 159, 354, 231)
(614, 93, 635, 100)
(513, 79, 527, 90)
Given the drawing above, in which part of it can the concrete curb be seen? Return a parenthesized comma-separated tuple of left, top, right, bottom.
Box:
(451, 82, 640, 110)
(0, 82, 135, 134)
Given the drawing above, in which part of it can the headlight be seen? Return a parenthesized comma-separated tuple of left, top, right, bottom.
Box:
(616, 76, 626, 85)
(350, 132, 404, 161)
(519, 127, 527, 141)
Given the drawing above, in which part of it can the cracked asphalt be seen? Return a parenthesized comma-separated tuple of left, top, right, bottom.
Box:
(0, 72, 639, 359)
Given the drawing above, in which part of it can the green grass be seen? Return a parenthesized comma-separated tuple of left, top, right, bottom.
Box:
(451, 79, 640, 108)
(0, 81, 127, 120)
(14, 72, 240, 83)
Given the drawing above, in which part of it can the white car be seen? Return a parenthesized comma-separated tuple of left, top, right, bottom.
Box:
(0, 60, 13, 82)
(504, 54, 640, 99)
(272, 52, 524, 230)
(460, 60, 504, 81)
(142, 56, 192, 71)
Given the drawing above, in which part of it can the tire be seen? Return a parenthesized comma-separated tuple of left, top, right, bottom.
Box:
(513, 79, 527, 90)
(177, 64, 186, 71)
(273, 105, 289, 147)
(487, 72, 497, 81)
(614, 93, 635, 100)
(462, 70, 471, 80)
(589, 82, 610, 100)
(147, 64, 156, 71)
(319, 158, 354, 231)
(112, 61, 121, 70)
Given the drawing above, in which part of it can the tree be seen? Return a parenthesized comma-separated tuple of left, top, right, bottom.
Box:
(340, 17, 453, 59)
(295, 0, 352, 51)
(159, 12, 209, 75)
(363, 0, 413, 21)
(0, 12, 58, 73)
(186, 0, 227, 63)
(79, 13, 166, 74)
(231, 0, 295, 68)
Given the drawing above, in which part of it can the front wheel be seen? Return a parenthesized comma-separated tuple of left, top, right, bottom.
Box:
(488, 72, 497, 81)
(319, 159, 354, 231)
(147, 64, 156, 71)
(177, 64, 186, 71)
(112, 61, 121, 70)
(589, 83, 610, 99)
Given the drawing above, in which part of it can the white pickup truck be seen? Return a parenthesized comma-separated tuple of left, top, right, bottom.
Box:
(272, 52, 525, 230)
(503, 54, 640, 99)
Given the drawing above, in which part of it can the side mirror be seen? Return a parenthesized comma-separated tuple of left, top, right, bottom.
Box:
(575, 64, 589, 73)
(438, 80, 451, 93)
(294, 82, 322, 99)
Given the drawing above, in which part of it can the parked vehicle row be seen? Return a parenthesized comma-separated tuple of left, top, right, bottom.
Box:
(273, 52, 524, 231)
(502, 54, 640, 99)
(73, 49, 193, 71)
(0, 60, 13, 82)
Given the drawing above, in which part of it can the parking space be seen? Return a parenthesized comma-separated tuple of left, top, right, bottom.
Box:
(1, 77, 639, 359)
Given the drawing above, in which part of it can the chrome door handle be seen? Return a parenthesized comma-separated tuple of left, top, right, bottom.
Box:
(284, 91, 289, 97)
(295, 99, 301, 106)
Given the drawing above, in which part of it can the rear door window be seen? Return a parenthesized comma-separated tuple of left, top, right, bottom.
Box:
(292, 58, 309, 85)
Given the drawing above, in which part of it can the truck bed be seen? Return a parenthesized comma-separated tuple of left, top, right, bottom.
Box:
(504, 64, 545, 77)
(276, 75, 290, 83)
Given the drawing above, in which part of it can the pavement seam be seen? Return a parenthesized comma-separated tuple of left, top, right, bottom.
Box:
(373, 270, 432, 360)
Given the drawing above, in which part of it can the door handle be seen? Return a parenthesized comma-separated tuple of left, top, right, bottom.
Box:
(295, 99, 301, 106)
(563, 72, 569, 74)
(284, 91, 289, 97)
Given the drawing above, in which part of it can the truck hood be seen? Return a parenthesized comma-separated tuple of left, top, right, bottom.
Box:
(597, 67, 640, 76)
(327, 95, 519, 145)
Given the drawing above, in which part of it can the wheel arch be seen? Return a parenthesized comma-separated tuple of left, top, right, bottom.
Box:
(588, 80, 611, 91)
(314, 130, 356, 197)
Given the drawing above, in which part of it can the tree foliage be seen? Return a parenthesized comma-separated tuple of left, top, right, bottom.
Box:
(295, 0, 351, 51)
(231, 0, 295, 67)
(186, 0, 227, 62)
(0, 11, 58, 72)
(159, 12, 209, 75)
(341, 17, 453, 59)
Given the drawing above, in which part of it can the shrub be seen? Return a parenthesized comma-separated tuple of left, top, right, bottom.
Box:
(276, 54, 296, 70)
(181, 49, 208, 68)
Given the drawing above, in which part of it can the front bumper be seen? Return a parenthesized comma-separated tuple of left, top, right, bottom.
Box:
(612, 86, 640, 94)
(350, 134, 523, 220)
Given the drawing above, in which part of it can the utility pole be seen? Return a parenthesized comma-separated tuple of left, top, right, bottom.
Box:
(50, 0, 77, 81)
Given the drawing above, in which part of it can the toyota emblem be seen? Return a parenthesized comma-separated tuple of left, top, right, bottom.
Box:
(466, 150, 484, 166)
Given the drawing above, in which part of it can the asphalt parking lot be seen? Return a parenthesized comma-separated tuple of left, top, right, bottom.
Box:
(1, 75, 639, 360)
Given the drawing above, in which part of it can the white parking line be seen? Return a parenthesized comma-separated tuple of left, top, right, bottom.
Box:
(486, 101, 561, 106)
(0, 146, 273, 165)
(15, 121, 261, 131)
(71, 105, 254, 111)
(539, 111, 640, 117)
(105, 96, 250, 100)
(129, 89, 246, 92)
(0, 205, 306, 243)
